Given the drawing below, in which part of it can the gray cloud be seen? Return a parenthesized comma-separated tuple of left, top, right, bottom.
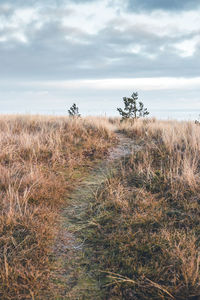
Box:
(0, 0, 59, 5)
(0, 0, 200, 81)
(2, 28, 200, 79)
(0, 0, 199, 12)
(1, 0, 200, 118)
(128, 0, 199, 11)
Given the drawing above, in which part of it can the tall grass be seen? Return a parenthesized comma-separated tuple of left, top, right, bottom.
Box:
(83, 119, 200, 299)
(0, 115, 115, 299)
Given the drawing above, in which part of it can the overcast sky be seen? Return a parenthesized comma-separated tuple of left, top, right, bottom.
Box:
(0, 0, 200, 118)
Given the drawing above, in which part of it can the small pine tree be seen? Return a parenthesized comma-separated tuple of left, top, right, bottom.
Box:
(68, 103, 81, 117)
(117, 92, 149, 121)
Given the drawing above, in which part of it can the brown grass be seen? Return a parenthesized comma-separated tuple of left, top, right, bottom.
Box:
(0, 115, 115, 299)
(83, 118, 200, 299)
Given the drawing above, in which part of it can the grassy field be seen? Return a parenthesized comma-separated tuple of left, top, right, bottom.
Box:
(0, 116, 199, 299)
(84, 119, 200, 299)
(0, 115, 116, 299)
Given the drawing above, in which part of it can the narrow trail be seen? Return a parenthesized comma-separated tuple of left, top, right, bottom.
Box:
(51, 133, 139, 299)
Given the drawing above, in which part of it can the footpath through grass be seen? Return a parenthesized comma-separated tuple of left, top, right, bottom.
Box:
(49, 133, 136, 299)
(79, 119, 200, 300)
(2, 117, 199, 300)
(0, 115, 116, 299)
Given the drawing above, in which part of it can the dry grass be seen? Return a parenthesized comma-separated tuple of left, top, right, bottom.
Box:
(0, 115, 115, 299)
(83, 118, 200, 299)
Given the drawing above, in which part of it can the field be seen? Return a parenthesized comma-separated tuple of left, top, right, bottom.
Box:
(0, 115, 199, 299)
(84, 119, 200, 299)
(0, 115, 116, 299)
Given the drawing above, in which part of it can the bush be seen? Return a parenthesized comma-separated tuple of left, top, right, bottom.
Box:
(117, 92, 149, 121)
(68, 103, 81, 117)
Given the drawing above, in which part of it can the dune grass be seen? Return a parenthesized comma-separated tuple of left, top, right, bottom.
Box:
(82, 119, 200, 299)
(1, 115, 199, 299)
(0, 115, 116, 299)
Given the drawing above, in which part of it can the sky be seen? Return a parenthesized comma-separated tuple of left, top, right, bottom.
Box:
(0, 0, 200, 119)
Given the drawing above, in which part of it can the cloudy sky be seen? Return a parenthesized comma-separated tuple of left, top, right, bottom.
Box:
(0, 0, 200, 118)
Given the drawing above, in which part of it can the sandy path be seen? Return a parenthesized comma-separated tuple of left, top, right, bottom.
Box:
(50, 133, 139, 299)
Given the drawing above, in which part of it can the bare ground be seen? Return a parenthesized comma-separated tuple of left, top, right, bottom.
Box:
(49, 133, 139, 299)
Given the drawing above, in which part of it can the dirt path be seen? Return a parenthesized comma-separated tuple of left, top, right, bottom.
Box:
(50, 133, 139, 299)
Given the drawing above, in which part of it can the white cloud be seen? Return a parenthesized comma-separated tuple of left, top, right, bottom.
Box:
(0, 0, 200, 99)
(62, 0, 118, 34)
(0, 7, 39, 43)
(126, 44, 142, 54)
(1, 0, 200, 51)
(108, 7, 200, 38)
(0, 35, 7, 42)
(13, 8, 38, 23)
(17, 77, 200, 91)
(174, 36, 200, 57)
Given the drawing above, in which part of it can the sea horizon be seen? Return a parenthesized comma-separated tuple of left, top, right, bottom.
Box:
(0, 108, 199, 121)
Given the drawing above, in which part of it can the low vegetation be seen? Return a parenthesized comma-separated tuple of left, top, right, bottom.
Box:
(83, 119, 200, 299)
(1, 114, 199, 299)
(0, 115, 115, 299)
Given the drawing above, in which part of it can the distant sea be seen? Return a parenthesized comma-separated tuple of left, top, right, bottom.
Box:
(150, 109, 200, 121)
(0, 109, 199, 121)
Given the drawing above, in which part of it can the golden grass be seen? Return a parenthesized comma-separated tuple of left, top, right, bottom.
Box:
(83, 118, 200, 299)
(1, 115, 199, 299)
(121, 119, 200, 194)
(0, 115, 115, 299)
